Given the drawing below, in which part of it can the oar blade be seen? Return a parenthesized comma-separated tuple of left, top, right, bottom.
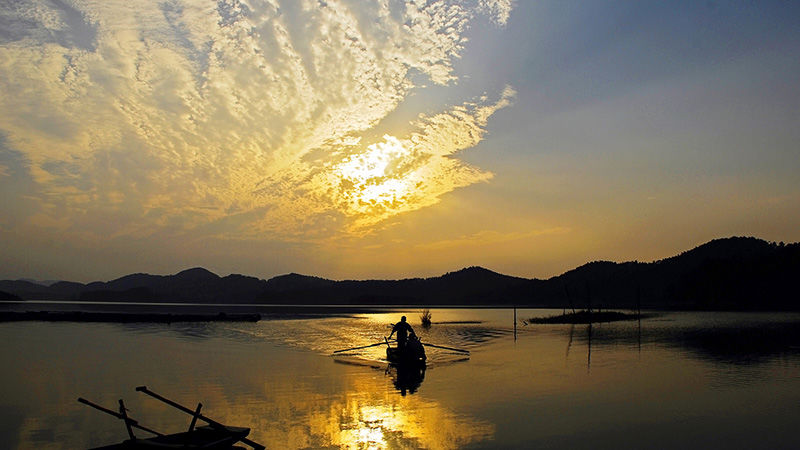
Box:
(422, 342, 470, 354)
(332, 341, 384, 354)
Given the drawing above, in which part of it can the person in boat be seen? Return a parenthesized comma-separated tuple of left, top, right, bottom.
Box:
(389, 316, 416, 350)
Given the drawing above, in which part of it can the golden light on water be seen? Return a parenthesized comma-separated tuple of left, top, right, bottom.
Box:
(339, 404, 397, 448)
(319, 394, 495, 450)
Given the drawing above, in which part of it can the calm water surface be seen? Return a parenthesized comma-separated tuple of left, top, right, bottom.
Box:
(2, 309, 799, 449)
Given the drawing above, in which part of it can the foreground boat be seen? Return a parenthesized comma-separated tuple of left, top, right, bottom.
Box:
(332, 335, 468, 367)
(90, 425, 251, 449)
(79, 386, 264, 450)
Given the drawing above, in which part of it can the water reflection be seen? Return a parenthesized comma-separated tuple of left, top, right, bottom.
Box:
(453, 327, 510, 344)
(552, 315, 800, 367)
(0, 318, 496, 449)
(666, 322, 800, 364)
(2, 311, 800, 449)
(334, 358, 427, 396)
(333, 353, 470, 397)
(324, 397, 494, 449)
(313, 392, 494, 449)
(388, 364, 426, 396)
(249, 366, 494, 449)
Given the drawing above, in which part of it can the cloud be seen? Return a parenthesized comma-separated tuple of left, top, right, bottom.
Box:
(479, 0, 514, 26)
(246, 86, 515, 236)
(0, 136, 42, 230)
(0, 0, 515, 241)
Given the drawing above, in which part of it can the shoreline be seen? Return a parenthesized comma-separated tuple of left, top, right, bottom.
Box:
(0, 311, 262, 323)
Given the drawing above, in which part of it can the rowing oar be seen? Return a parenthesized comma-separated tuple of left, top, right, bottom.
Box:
(422, 342, 470, 354)
(78, 397, 164, 436)
(332, 341, 385, 354)
(135, 386, 265, 450)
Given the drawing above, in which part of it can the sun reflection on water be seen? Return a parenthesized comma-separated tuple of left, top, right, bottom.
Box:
(340, 404, 395, 448)
(311, 392, 494, 450)
(7, 313, 800, 449)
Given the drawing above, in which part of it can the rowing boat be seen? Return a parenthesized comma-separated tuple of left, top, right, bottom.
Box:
(386, 335, 426, 366)
(90, 425, 251, 449)
(332, 335, 467, 366)
(80, 386, 264, 450)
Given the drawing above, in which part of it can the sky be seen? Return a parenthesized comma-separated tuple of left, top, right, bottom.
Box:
(1, 0, 799, 283)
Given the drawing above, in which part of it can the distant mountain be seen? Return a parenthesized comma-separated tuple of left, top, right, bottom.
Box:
(76, 267, 268, 303)
(0, 290, 21, 301)
(18, 278, 61, 287)
(535, 237, 800, 311)
(264, 273, 335, 292)
(256, 266, 530, 305)
(1, 237, 798, 310)
(0, 279, 70, 300)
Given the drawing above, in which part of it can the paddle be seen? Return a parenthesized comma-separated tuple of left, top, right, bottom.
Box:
(332, 341, 386, 354)
(135, 386, 265, 450)
(422, 342, 470, 354)
(78, 397, 164, 437)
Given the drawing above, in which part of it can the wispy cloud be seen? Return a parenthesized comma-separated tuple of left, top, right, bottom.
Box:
(0, 0, 515, 240)
(479, 0, 514, 26)
(274, 86, 517, 234)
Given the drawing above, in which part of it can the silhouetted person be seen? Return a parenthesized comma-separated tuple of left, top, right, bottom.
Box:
(389, 316, 416, 350)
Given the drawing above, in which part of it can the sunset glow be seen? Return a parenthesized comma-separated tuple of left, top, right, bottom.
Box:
(335, 136, 415, 209)
(1, 1, 798, 281)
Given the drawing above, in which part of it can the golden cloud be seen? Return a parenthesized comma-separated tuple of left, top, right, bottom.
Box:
(0, 0, 515, 240)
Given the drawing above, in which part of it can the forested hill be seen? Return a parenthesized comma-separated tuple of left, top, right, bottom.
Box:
(534, 237, 799, 311)
(1, 237, 798, 310)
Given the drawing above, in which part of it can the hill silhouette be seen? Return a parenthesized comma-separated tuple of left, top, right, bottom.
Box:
(530, 237, 799, 310)
(0, 290, 21, 301)
(1, 237, 797, 310)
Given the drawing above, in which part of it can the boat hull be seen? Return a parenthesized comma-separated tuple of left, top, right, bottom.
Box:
(386, 342, 426, 366)
(90, 425, 250, 449)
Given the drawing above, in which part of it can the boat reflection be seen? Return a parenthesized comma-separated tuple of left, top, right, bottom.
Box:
(7, 312, 800, 449)
(334, 349, 469, 397)
(386, 364, 425, 396)
(334, 358, 427, 396)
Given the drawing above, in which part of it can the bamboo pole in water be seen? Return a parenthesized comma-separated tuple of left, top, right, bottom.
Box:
(513, 307, 517, 341)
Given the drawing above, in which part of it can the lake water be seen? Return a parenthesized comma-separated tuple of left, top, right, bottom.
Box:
(2, 309, 800, 449)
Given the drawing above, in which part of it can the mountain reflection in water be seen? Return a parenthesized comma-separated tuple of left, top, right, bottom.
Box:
(1, 309, 799, 449)
(558, 312, 800, 366)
